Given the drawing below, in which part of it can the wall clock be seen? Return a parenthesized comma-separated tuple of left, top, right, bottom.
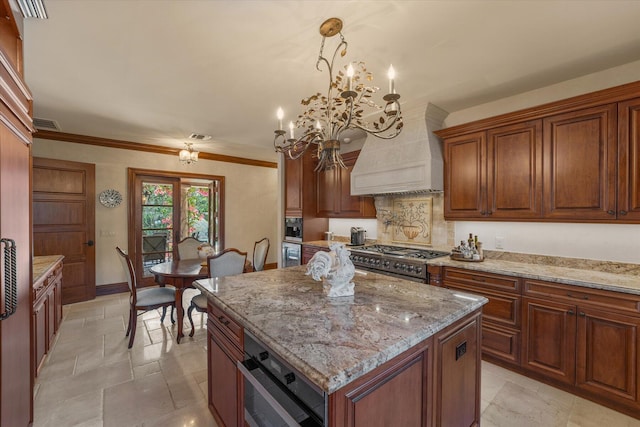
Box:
(99, 189, 123, 208)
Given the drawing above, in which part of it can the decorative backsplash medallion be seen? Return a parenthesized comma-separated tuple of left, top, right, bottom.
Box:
(391, 197, 433, 245)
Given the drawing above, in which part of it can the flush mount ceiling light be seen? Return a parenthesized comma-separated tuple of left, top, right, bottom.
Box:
(179, 142, 199, 165)
(274, 17, 403, 171)
(15, 0, 48, 19)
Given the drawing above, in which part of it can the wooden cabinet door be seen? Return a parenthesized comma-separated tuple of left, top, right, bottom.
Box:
(542, 104, 617, 220)
(444, 131, 486, 218)
(315, 166, 338, 217)
(435, 315, 480, 427)
(576, 307, 639, 405)
(208, 326, 241, 427)
(284, 155, 304, 217)
(33, 297, 47, 377)
(617, 98, 640, 221)
(522, 297, 576, 385)
(486, 121, 542, 218)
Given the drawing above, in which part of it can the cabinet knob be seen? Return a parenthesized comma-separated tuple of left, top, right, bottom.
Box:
(607, 210, 616, 216)
(579, 312, 586, 317)
(619, 210, 628, 216)
(567, 310, 575, 316)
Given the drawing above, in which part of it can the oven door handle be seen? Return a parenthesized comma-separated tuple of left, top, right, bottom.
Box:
(237, 360, 300, 427)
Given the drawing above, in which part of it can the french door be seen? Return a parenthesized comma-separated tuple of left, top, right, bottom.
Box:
(129, 169, 224, 286)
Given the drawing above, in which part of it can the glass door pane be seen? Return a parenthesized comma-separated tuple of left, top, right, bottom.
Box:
(140, 181, 176, 277)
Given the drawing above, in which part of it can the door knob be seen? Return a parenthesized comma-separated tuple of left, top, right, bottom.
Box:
(84, 240, 94, 247)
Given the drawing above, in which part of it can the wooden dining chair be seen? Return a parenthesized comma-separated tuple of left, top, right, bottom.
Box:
(116, 247, 176, 348)
(177, 236, 201, 260)
(187, 248, 247, 337)
(252, 237, 270, 271)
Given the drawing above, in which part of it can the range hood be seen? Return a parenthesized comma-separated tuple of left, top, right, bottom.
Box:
(350, 103, 449, 196)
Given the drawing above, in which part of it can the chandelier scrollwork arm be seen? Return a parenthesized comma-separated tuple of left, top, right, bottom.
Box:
(274, 17, 403, 170)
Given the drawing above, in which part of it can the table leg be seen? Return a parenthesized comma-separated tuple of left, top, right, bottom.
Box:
(175, 286, 185, 343)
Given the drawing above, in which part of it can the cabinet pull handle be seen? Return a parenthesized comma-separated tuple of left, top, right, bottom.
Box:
(567, 310, 575, 315)
(0, 239, 17, 321)
(607, 210, 616, 215)
(619, 210, 628, 216)
(217, 315, 224, 321)
(223, 320, 230, 326)
(567, 293, 588, 300)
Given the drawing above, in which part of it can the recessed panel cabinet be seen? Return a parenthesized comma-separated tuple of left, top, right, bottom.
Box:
(438, 81, 640, 223)
(444, 121, 542, 219)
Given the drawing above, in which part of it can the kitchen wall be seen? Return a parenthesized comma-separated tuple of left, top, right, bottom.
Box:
(447, 59, 640, 264)
(332, 60, 640, 264)
(33, 139, 279, 286)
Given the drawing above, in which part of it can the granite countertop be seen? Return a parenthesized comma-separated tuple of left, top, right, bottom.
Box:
(433, 253, 640, 296)
(194, 266, 487, 393)
(33, 255, 64, 285)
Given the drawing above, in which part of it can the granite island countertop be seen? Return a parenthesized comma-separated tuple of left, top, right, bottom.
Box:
(193, 266, 487, 393)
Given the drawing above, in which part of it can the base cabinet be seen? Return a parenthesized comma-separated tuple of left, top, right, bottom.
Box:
(32, 257, 64, 378)
(302, 245, 330, 265)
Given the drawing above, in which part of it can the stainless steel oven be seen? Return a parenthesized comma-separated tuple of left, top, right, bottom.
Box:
(239, 331, 326, 427)
(284, 217, 303, 242)
(282, 242, 301, 267)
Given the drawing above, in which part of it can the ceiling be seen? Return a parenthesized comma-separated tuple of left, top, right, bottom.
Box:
(22, 0, 640, 163)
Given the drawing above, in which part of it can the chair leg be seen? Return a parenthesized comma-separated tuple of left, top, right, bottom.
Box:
(187, 304, 196, 337)
(170, 305, 175, 324)
(160, 306, 167, 323)
(125, 306, 133, 337)
(128, 308, 137, 349)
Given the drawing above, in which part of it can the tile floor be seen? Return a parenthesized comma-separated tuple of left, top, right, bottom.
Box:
(33, 291, 640, 427)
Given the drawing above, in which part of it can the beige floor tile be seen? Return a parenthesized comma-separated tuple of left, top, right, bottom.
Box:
(103, 372, 173, 427)
(34, 293, 640, 427)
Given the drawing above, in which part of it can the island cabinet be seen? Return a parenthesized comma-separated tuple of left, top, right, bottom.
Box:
(207, 301, 244, 427)
(441, 267, 522, 366)
(315, 150, 376, 219)
(444, 121, 542, 220)
(522, 279, 640, 413)
(33, 257, 64, 377)
(437, 80, 640, 223)
(328, 311, 482, 427)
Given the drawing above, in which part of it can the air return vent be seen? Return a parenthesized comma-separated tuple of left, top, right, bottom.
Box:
(33, 117, 60, 131)
(188, 133, 212, 141)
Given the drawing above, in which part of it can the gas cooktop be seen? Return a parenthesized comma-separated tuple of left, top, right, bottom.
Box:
(352, 244, 450, 260)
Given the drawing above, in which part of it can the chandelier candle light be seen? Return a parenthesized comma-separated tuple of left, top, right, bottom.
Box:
(274, 17, 403, 171)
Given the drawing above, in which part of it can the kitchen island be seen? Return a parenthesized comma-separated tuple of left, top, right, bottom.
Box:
(194, 265, 487, 427)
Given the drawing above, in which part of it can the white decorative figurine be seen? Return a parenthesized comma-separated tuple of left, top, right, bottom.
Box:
(306, 242, 355, 297)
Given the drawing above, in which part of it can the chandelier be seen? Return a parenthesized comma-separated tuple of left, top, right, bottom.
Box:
(179, 142, 199, 165)
(274, 17, 403, 171)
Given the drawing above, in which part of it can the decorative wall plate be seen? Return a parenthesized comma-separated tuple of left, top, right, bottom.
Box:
(99, 189, 122, 208)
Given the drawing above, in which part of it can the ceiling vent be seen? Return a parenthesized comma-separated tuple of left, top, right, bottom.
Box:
(188, 133, 212, 141)
(33, 117, 60, 131)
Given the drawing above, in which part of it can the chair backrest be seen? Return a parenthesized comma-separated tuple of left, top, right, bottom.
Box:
(207, 248, 247, 278)
(253, 238, 270, 271)
(116, 247, 137, 304)
(177, 237, 201, 260)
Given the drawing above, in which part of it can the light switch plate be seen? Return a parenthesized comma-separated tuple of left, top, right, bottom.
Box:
(495, 236, 505, 249)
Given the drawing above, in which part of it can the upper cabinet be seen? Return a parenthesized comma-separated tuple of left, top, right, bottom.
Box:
(284, 154, 304, 217)
(316, 150, 376, 218)
(445, 121, 542, 219)
(437, 81, 640, 223)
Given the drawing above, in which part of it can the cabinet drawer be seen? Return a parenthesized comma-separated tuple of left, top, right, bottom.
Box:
(444, 268, 520, 293)
(482, 322, 520, 365)
(208, 318, 243, 360)
(524, 279, 640, 315)
(444, 282, 520, 327)
(208, 301, 242, 348)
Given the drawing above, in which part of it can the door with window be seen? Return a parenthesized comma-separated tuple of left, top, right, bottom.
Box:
(129, 169, 223, 286)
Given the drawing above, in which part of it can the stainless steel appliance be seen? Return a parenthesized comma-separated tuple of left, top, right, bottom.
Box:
(239, 331, 326, 427)
(349, 244, 450, 283)
(282, 242, 302, 267)
(284, 217, 303, 242)
(350, 227, 366, 245)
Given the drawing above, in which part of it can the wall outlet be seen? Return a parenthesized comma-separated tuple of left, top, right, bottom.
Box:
(495, 236, 505, 249)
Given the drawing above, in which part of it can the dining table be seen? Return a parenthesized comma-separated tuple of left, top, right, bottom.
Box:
(150, 258, 253, 343)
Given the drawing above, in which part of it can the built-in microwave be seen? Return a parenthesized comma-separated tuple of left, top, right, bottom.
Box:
(284, 217, 302, 242)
